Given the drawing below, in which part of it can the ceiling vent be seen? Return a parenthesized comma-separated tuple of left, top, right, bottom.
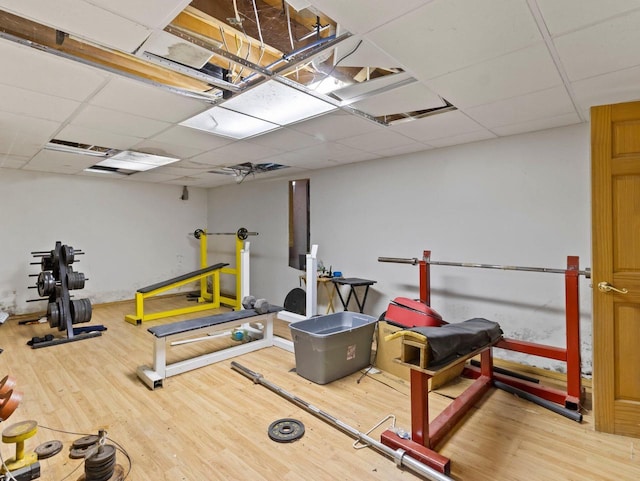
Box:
(209, 162, 289, 183)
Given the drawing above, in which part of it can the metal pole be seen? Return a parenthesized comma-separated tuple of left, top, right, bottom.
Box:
(378, 256, 591, 278)
(494, 380, 582, 423)
(230, 362, 454, 481)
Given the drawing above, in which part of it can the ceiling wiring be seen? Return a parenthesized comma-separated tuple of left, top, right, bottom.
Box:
(312, 39, 363, 92)
(285, 2, 295, 51)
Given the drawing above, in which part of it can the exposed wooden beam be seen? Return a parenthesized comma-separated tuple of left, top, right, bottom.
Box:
(172, 6, 284, 69)
(0, 9, 210, 92)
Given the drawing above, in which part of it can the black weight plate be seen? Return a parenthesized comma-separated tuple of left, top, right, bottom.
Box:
(85, 444, 116, 466)
(72, 434, 99, 449)
(69, 446, 93, 459)
(47, 302, 59, 328)
(85, 457, 117, 480)
(284, 288, 306, 316)
(267, 418, 305, 443)
(35, 439, 63, 459)
(237, 227, 248, 240)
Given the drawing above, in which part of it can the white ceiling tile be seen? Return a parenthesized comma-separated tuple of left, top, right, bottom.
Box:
(332, 37, 402, 69)
(279, 142, 379, 166)
(145, 162, 210, 177)
(23, 149, 97, 174)
(289, 111, 381, 141)
(554, 10, 640, 81)
(464, 86, 576, 128)
(0, 154, 30, 169)
(245, 128, 324, 151)
(307, 0, 431, 33)
(70, 105, 171, 138)
(352, 81, 445, 117)
(89, 78, 209, 123)
(491, 112, 582, 137)
(375, 142, 433, 157)
(130, 139, 204, 161)
(86, 0, 191, 29)
(0, 83, 81, 122)
(572, 65, 640, 112)
(536, 0, 640, 36)
(0, 112, 60, 156)
(427, 43, 562, 109)
(336, 129, 417, 153)
(56, 125, 142, 150)
(148, 126, 233, 152)
(0, 39, 108, 101)
(427, 129, 497, 148)
(190, 142, 284, 166)
(0, 0, 152, 53)
(124, 171, 182, 183)
(389, 110, 484, 142)
(367, 0, 541, 80)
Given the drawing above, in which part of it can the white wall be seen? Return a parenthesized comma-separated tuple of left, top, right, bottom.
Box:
(0, 169, 207, 315)
(207, 123, 593, 374)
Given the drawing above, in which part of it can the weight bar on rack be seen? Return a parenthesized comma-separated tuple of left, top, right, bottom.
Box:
(190, 227, 259, 240)
(378, 256, 591, 278)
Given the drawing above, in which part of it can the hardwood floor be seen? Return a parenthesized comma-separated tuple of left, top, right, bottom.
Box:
(1, 297, 639, 481)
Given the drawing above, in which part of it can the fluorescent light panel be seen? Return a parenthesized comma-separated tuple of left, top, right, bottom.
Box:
(180, 106, 279, 139)
(223, 80, 337, 125)
(92, 151, 179, 172)
(180, 80, 338, 139)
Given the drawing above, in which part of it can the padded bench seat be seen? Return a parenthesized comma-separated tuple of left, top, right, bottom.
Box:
(137, 305, 291, 390)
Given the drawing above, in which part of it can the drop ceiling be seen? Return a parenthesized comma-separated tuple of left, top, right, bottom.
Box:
(0, 0, 639, 187)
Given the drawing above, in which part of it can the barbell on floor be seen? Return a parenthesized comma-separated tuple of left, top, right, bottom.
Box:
(378, 256, 591, 278)
(190, 227, 259, 240)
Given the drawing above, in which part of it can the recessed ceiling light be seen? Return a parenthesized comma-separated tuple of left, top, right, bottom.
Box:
(222, 80, 337, 125)
(180, 106, 280, 139)
(92, 151, 180, 172)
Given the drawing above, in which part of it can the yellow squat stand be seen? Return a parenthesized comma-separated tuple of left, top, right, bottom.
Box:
(198, 229, 244, 311)
(124, 228, 250, 324)
(1, 420, 38, 472)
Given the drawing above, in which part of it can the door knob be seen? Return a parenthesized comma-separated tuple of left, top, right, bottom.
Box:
(597, 281, 628, 294)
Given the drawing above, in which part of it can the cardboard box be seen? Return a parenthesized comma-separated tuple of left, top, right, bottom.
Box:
(374, 321, 463, 390)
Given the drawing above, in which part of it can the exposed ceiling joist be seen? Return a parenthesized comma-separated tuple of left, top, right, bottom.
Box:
(0, 9, 210, 92)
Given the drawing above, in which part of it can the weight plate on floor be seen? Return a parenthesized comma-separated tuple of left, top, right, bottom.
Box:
(35, 439, 63, 459)
(267, 418, 305, 443)
(72, 434, 99, 449)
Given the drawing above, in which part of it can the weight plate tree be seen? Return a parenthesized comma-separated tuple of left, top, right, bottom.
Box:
(28, 241, 102, 348)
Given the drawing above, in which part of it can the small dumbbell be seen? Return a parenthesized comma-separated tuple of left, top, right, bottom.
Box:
(242, 296, 256, 310)
(254, 298, 270, 314)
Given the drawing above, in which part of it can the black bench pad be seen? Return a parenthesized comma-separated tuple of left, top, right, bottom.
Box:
(148, 305, 283, 338)
(138, 263, 229, 294)
(409, 318, 503, 367)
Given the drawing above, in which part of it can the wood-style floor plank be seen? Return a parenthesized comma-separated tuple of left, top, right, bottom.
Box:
(1, 298, 639, 480)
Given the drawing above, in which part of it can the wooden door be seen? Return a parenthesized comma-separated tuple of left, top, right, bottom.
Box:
(592, 101, 640, 436)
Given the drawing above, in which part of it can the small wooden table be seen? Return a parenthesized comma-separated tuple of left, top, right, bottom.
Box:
(299, 275, 338, 314)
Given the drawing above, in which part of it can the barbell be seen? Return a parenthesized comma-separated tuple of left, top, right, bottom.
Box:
(190, 227, 259, 240)
(378, 256, 591, 278)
